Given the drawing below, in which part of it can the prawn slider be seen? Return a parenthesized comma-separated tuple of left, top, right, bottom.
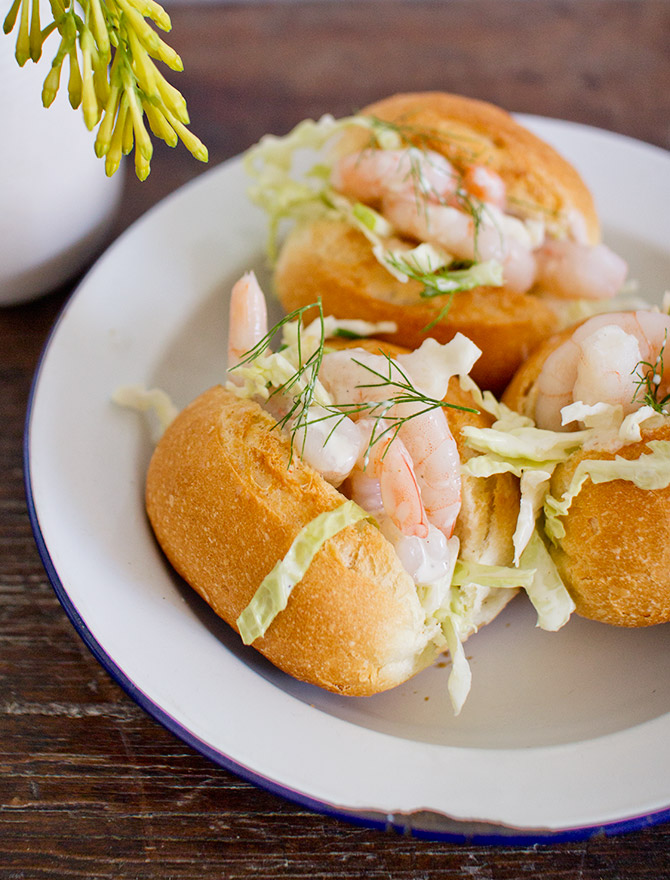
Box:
(144, 274, 574, 712)
(497, 310, 670, 626)
(246, 91, 628, 394)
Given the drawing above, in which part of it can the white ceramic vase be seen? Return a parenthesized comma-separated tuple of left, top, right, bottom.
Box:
(0, 30, 124, 305)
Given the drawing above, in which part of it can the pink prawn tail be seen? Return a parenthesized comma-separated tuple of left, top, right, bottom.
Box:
(227, 271, 268, 373)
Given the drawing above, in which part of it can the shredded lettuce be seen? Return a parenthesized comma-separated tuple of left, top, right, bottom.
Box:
(461, 423, 591, 468)
(112, 384, 178, 442)
(441, 616, 471, 716)
(244, 113, 374, 258)
(513, 469, 552, 563)
(236, 500, 369, 645)
(451, 558, 535, 592)
(517, 531, 575, 629)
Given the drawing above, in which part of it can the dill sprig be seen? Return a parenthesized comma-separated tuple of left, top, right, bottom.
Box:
(335, 351, 478, 451)
(3, 0, 207, 179)
(632, 331, 670, 415)
(366, 114, 482, 164)
(232, 303, 479, 468)
(383, 251, 503, 331)
(231, 300, 331, 464)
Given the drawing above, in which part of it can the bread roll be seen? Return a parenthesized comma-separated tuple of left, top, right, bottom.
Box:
(545, 425, 670, 626)
(503, 316, 670, 626)
(273, 91, 608, 394)
(146, 366, 520, 696)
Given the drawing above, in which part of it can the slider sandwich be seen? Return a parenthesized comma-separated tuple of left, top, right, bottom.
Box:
(246, 91, 630, 394)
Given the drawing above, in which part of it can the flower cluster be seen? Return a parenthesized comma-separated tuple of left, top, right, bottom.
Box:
(3, 0, 208, 179)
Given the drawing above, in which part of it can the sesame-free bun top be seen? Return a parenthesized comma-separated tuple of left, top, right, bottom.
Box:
(145, 346, 521, 696)
(274, 92, 601, 395)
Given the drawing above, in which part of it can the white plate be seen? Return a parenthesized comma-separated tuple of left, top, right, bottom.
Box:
(25, 117, 670, 842)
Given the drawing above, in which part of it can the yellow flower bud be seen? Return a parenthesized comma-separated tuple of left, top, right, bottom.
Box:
(15, 0, 30, 65)
(156, 75, 189, 125)
(67, 47, 82, 108)
(143, 100, 178, 148)
(29, 0, 42, 62)
(88, 0, 110, 55)
(3, 0, 22, 35)
(105, 92, 129, 176)
(164, 109, 208, 163)
(134, 147, 151, 181)
(81, 29, 101, 129)
(127, 0, 171, 33)
(42, 57, 63, 107)
(95, 81, 121, 157)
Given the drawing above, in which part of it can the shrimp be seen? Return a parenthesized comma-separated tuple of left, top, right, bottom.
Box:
(534, 239, 628, 301)
(318, 347, 397, 407)
(331, 148, 458, 206)
(227, 271, 268, 372)
(462, 164, 507, 210)
(352, 419, 430, 539)
(533, 310, 670, 430)
(383, 192, 536, 294)
(397, 404, 462, 538)
(319, 345, 463, 537)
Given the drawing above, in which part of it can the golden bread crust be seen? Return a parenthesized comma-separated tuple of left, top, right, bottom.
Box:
(275, 218, 558, 395)
(548, 426, 670, 626)
(146, 385, 438, 696)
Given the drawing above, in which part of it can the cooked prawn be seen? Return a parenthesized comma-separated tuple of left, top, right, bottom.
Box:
(383, 192, 537, 295)
(227, 273, 361, 484)
(534, 239, 628, 301)
(397, 404, 462, 538)
(331, 145, 628, 302)
(331, 147, 458, 206)
(227, 271, 268, 372)
(319, 346, 463, 537)
(353, 418, 430, 539)
(533, 310, 670, 431)
(462, 164, 507, 209)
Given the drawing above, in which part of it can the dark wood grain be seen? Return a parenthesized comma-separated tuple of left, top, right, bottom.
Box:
(3, 2, 670, 877)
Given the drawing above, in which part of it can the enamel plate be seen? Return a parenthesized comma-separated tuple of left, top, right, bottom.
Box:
(25, 117, 670, 842)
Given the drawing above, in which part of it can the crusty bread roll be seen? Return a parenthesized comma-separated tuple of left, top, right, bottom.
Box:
(544, 425, 670, 626)
(274, 91, 604, 395)
(146, 366, 520, 696)
(503, 325, 670, 627)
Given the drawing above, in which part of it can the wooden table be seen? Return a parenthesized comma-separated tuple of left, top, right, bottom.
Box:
(3, 2, 670, 876)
